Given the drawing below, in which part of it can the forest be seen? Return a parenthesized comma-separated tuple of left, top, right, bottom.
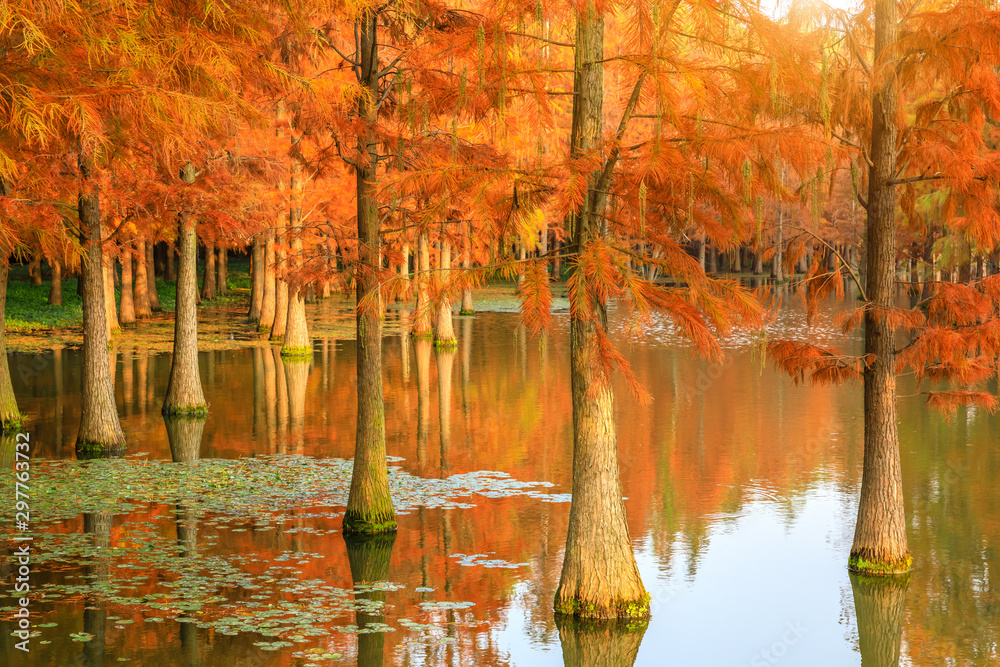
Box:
(3, 0, 1000, 664)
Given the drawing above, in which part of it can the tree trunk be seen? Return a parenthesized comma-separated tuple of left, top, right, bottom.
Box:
(850, 0, 911, 576)
(76, 166, 126, 455)
(850, 573, 909, 667)
(732, 247, 742, 273)
(163, 207, 208, 416)
(249, 235, 264, 321)
(412, 230, 433, 337)
(260, 229, 277, 331)
(166, 242, 176, 282)
(29, 250, 42, 285)
(200, 240, 217, 301)
(753, 248, 764, 275)
(119, 243, 136, 327)
(554, 6, 648, 619)
(146, 242, 161, 311)
(282, 147, 310, 357)
(461, 223, 474, 314)
(434, 239, 457, 347)
(48, 259, 62, 306)
(0, 264, 22, 430)
(556, 616, 648, 667)
(102, 227, 120, 336)
(217, 246, 227, 296)
(697, 234, 706, 271)
(270, 244, 288, 340)
(706, 243, 717, 273)
(133, 239, 152, 318)
(344, 11, 396, 535)
(396, 242, 409, 302)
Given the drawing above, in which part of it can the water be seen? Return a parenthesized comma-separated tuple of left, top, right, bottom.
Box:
(2, 301, 998, 666)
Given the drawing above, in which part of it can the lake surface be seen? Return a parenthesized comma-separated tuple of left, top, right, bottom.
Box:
(2, 297, 998, 666)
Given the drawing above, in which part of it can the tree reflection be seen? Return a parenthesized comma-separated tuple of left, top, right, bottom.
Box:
(415, 338, 432, 472)
(166, 415, 206, 664)
(344, 533, 397, 667)
(851, 573, 909, 667)
(82, 511, 113, 667)
(435, 346, 455, 474)
(556, 615, 649, 667)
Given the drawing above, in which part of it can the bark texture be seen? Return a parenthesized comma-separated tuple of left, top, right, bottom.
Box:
(146, 242, 161, 311)
(134, 239, 152, 318)
(554, 6, 648, 619)
(850, 0, 911, 576)
(101, 225, 119, 336)
(344, 12, 396, 535)
(249, 235, 264, 321)
(260, 229, 277, 331)
(200, 240, 217, 301)
(282, 145, 310, 356)
(434, 239, 456, 347)
(0, 264, 22, 430)
(850, 573, 909, 667)
(119, 244, 136, 327)
(270, 245, 288, 340)
(48, 259, 62, 306)
(412, 230, 433, 337)
(76, 167, 126, 456)
(163, 203, 208, 417)
(217, 246, 227, 296)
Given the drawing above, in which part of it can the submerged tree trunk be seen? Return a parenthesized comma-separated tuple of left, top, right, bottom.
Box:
(282, 144, 310, 357)
(48, 259, 62, 306)
(434, 239, 456, 347)
(412, 230, 433, 338)
(146, 242, 161, 312)
(0, 264, 22, 430)
(163, 166, 208, 417)
(119, 244, 136, 327)
(850, 573, 909, 667)
(554, 7, 648, 620)
(201, 240, 217, 301)
(260, 229, 277, 331)
(249, 235, 264, 321)
(76, 163, 126, 455)
(133, 239, 152, 318)
(270, 244, 288, 340)
(850, 0, 911, 576)
(344, 12, 396, 535)
(461, 223, 474, 314)
(102, 225, 119, 337)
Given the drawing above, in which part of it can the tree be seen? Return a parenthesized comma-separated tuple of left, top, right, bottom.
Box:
(769, 0, 1000, 576)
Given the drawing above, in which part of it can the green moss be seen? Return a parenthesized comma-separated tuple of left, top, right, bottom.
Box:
(433, 338, 458, 349)
(161, 404, 209, 419)
(458, 309, 476, 316)
(280, 346, 312, 359)
(554, 592, 651, 620)
(75, 440, 127, 459)
(1, 414, 25, 434)
(848, 553, 913, 576)
(342, 510, 397, 535)
(410, 331, 433, 340)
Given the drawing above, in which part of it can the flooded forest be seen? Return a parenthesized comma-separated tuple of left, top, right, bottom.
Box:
(3, 0, 1000, 665)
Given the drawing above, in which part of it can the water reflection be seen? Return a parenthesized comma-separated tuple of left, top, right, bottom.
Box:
(82, 511, 113, 667)
(556, 616, 648, 667)
(850, 574, 908, 667)
(6, 303, 1000, 665)
(345, 533, 397, 667)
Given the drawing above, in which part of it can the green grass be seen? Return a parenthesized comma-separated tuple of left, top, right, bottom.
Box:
(4, 256, 253, 332)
